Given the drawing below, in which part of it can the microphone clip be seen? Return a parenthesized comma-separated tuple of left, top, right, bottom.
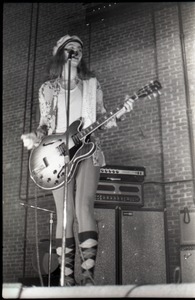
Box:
(65, 48, 78, 59)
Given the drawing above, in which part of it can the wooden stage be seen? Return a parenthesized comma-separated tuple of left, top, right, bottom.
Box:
(2, 283, 195, 298)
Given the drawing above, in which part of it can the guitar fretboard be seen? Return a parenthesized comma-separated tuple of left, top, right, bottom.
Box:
(77, 104, 125, 140)
(74, 80, 162, 141)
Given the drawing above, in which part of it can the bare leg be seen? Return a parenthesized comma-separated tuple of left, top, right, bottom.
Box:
(52, 179, 75, 239)
(75, 157, 100, 232)
(74, 157, 100, 285)
(52, 179, 76, 285)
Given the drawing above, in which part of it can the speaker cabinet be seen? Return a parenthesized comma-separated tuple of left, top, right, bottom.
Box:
(27, 208, 167, 286)
(180, 247, 195, 282)
(121, 209, 167, 285)
(94, 207, 116, 285)
(74, 207, 116, 285)
(180, 209, 195, 245)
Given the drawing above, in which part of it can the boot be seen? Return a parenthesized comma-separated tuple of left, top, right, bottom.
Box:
(56, 237, 76, 286)
(78, 231, 98, 286)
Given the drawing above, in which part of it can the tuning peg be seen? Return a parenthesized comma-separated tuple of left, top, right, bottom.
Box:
(153, 90, 161, 97)
(133, 93, 138, 100)
(152, 92, 157, 98)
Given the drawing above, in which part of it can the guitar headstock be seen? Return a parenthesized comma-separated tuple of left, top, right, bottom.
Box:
(135, 80, 162, 100)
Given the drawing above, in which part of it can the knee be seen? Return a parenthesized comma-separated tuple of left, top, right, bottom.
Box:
(56, 206, 74, 228)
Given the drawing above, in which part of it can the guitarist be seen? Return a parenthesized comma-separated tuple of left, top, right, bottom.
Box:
(21, 34, 134, 286)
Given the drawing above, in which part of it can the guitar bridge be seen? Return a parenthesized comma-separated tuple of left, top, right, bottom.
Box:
(32, 164, 45, 175)
(32, 157, 49, 176)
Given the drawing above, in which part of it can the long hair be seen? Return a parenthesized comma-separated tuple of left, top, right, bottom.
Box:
(44, 46, 95, 82)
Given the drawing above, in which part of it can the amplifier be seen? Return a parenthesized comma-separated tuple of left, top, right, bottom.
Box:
(95, 181, 144, 207)
(180, 247, 195, 282)
(99, 165, 146, 183)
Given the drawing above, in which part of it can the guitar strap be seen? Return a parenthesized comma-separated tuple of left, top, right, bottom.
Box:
(82, 77, 106, 167)
(82, 78, 97, 129)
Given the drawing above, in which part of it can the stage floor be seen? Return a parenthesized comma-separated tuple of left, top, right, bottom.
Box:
(2, 283, 195, 298)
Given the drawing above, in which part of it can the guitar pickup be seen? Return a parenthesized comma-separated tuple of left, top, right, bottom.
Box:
(43, 157, 49, 167)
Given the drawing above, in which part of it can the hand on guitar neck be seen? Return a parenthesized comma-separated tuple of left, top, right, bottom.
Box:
(116, 95, 134, 120)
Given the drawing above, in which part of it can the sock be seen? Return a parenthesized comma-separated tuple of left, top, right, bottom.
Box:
(56, 237, 76, 286)
(78, 231, 98, 281)
(64, 237, 76, 284)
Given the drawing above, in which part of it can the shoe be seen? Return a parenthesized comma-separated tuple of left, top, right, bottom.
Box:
(58, 278, 76, 287)
(64, 279, 76, 287)
(81, 277, 94, 286)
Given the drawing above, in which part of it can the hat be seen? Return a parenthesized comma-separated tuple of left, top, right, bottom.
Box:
(52, 34, 83, 56)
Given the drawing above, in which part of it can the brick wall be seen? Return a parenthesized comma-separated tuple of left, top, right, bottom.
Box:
(3, 2, 195, 283)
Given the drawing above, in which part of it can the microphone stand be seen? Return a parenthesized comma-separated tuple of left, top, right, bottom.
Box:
(60, 51, 73, 287)
(20, 202, 55, 287)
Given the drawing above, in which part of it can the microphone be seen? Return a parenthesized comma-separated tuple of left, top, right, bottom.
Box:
(64, 48, 78, 58)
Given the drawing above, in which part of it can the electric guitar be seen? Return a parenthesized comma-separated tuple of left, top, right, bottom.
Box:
(29, 80, 162, 190)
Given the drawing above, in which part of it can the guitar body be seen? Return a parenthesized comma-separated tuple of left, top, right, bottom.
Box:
(29, 120, 96, 190)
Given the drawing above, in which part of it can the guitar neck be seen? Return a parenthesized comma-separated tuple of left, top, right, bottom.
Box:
(79, 94, 138, 140)
(76, 79, 162, 141)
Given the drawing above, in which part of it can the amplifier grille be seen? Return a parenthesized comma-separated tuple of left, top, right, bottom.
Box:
(97, 184, 115, 191)
(119, 185, 140, 193)
(96, 194, 141, 203)
(95, 181, 144, 207)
